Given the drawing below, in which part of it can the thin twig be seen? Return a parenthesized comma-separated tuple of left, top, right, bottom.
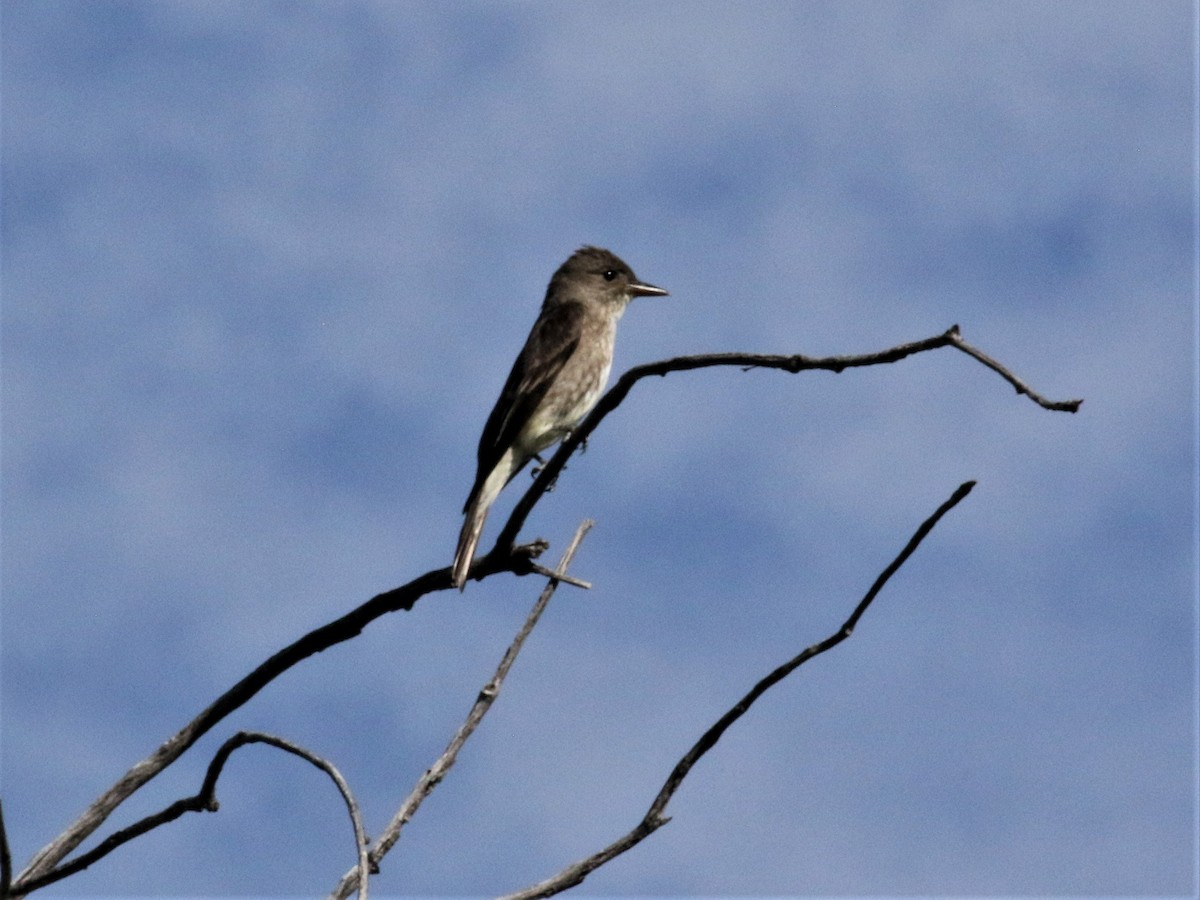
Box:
(327, 521, 595, 900)
(945, 328, 1082, 412)
(500, 481, 976, 899)
(231, 734, 372, 900)
(13, 732, 371, 899)
(526, 562, 592, 589)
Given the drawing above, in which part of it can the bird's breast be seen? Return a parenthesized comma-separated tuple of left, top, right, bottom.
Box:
(516, 322, 615, 456)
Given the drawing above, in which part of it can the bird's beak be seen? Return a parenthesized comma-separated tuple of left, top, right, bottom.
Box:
(630, 281, 668, 298)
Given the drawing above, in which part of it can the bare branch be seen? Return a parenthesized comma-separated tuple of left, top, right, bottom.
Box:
(14, 734, 364, 897)
(501, 481, 976, 899)
(15, 327, 1076, 891)
(328, 521, 595, 900)
(231, 734, 372, 900)
(12, 566, 444, 891)
(13, 733, 370, 899)
(491, 326, 1078, 557)
(525, 561, 592, 590)
(944, 328, 1082, 412)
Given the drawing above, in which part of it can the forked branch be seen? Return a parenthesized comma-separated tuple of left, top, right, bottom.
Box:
(11, 327, 1077, 895)
(327, 521, 594, 900)
(13, 732, 368, 899)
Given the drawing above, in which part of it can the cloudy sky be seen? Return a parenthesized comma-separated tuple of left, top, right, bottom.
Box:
(2, 2, 1194, 897)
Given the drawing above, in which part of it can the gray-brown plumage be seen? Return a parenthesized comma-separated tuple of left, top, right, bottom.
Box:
(452, 246, 667, 589)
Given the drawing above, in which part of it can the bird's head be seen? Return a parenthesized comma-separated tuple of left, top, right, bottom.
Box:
(546, 245, 668, 310)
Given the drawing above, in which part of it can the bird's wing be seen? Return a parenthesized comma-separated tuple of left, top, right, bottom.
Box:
(467, 301, 585, 507)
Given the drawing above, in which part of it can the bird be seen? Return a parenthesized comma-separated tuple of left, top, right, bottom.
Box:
(451, 246, 668, 589)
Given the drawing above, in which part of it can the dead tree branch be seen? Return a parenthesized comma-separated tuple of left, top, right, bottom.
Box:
(500, 480, 976, 899)
(12, 732, 369, 900)
(11, 567, 444, 893)
(327, 520, 594, 900)
(10, 328, 1077, 894)
(490, 325, 1078, 558)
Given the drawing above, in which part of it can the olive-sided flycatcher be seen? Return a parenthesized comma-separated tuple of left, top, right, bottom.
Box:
(452, 246, 668, 589)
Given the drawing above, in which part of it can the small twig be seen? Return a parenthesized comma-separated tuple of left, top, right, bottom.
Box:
(501, 481, 976, 899)
(14, 733, 370, 900)
(944, 327, 1082, 412)
(526, 562, 592, 589)
(327, 521, 595, 900)
(227, 734, 371, 900)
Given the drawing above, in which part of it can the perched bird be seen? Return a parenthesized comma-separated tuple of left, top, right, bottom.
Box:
(452, 246, 668, 589)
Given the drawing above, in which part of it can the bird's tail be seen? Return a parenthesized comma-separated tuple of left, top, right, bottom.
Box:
(452, 494, 489, 590)
(452, 448, 518, 591)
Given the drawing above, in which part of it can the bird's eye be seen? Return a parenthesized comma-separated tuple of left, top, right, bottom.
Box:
(602, 269, 617, 282)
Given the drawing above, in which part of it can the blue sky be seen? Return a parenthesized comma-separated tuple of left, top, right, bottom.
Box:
(1, 2, 1194, 897)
